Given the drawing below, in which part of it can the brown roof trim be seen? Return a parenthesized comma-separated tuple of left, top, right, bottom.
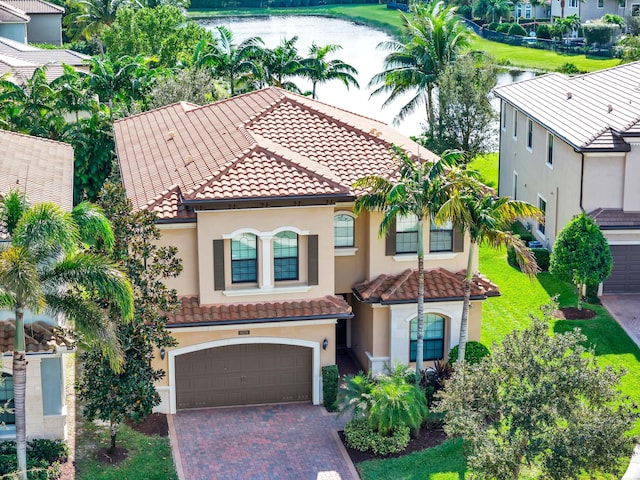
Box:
(167, 312, 354, 328)
(183, 193, 354, 206)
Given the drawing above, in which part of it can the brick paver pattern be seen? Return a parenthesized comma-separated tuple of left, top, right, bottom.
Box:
(172, 403, 357, 480)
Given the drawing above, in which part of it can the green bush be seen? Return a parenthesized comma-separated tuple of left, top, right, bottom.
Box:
(536, 24, 552, 39)
(531, 247, 550, 271)
(509, 23, 528, 36)
(448, 341, 490, 365)
(0, 440, 67, 479)
(27, 439, 69, 465)
(583, 24, 614, 46)
(511, 221, 535, 243)
(487, 22, 499, 31)
(344, 418, 410, 455)
(322, 365, 339, 412)
(496, 23, 511, 33)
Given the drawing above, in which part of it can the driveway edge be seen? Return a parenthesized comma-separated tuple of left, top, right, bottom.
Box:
(167, 414, 185, 480)
(331, 429, 361, 480)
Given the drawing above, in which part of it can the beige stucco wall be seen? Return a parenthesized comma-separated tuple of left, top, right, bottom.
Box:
(582, 154, 625, 212)
(622, 145, 640, 212)
(195, 205, 335, 304)
(334, 207, 368, 294)
(157, 224, 199, 296)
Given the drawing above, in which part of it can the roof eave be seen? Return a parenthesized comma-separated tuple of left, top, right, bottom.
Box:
(167, 311, 354, 328)
(183, 193, 355, 206)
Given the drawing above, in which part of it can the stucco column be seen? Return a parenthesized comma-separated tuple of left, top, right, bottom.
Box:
(260, 233, 274, 288)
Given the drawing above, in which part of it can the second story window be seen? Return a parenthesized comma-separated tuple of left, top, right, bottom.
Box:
(527, 119, 533, 149)
(231, 233, 258, 283)
(547, 133, 554, 166)
(429, 218, 453, 252)
(334, 213, 354, 247)
(513, 111, 518, 138)
(538, 196, 547, 236)
(597, 0, 604, 7)
(396, 214, 419, 254)
(274, 231, 298, 281)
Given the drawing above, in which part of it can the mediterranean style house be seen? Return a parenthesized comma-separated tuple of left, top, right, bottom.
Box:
(114, 87, 499, 413)
(0, 129, 74, 440)
(494, 61, 640, 294)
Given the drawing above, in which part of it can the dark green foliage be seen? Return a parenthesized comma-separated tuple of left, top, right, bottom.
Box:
(0, 440, 68, 479)
(583, 24, 614, 46)
(487, 22, 499, 31)
(420, 360, 453, 407)
(536, 24, 552, 39)
(556, 62, 584, 75)
(496, 23, 511, 33)
(508, 23, 528, 36)
(511, 221, 535, 243)
(322, 365, 339, 412)
(344, 418, 410, 455)
(531, 248, 550, 271)
(448, 341, 490, 365)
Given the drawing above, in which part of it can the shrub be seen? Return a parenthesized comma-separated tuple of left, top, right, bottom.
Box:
(344, 418, 410, 455)
(338, 371, 374, 419)
(420, 360, 453, 407)
(487, 22, 499, 31)
(27, 439, 69, 464)
(531, 247, 550, 271)
(322, 365, 339, 412)
(536, 24, 552, 39)
(509, 23, 528, 36)
(449, 341, 490, 365)
(511, 221, 535, 243)
(0, 440, 66, 479)
(496, 23, 511, 33)
(556, 62, 584, 75)
(584, 24, 613, 46)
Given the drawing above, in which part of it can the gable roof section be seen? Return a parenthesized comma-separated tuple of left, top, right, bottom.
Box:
(0, 320, 73, 353)
(353, 268, 500, 304)
(493, 61, 640, 152)
(589, 208, 640, 229)
(2, 0, 63, 14)
(0, 129, 74, 211)
(0, 1, 29, 21)
(115, 87, 431, 219)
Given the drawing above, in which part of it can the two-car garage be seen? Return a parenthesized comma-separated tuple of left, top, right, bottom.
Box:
(174, 342, 313, 410)
(603, 245, 640, 294)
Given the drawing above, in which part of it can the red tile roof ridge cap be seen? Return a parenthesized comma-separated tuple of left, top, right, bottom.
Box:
(194, 87, 285, 123)
(143, 183, 182, 210)
(324, 294, 352, 312)
(380, 268, 413, 301)
(249, 133, 348, 189)
(113, 101, 193, 125)
(0, 128, 73, 150)
(360, 273, 390, 299)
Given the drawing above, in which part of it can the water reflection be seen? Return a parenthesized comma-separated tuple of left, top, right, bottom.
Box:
(201, 16, 535, 139)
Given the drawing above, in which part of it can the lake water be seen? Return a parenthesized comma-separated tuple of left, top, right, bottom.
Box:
(201, 16, 535, 140)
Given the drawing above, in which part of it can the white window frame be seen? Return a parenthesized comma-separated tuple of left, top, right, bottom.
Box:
(537, 194, 547, 237)
(597, 0, 604, 8)
(513, 110, 518, 139)
(546, 133, 554, 168)
(527, 118, 533, 150)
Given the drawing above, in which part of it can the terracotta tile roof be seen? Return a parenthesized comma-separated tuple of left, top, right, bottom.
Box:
(493, 61, 640, 152)
(0, 36, 88, 66)
(0, 1, 29, 21)
(0, 321, 73, 353)
(589, 208, 640, 229)
(0, 55, 66, 83)
(2, 0, 63, 14)
(115, 87, 434, 219)
(167, 295, 353, 326)
(0, 129, 74, 211)
(353, 268, 500, 304)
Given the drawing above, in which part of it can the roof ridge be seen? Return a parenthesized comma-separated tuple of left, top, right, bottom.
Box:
(0, 128, 73, 149)
(143, 183, 182, 209)
(0, 1, 29, 19)
(381, 268, 413, 301)
(3, 0, 64, 12)
(113, 101, 193, 125)
(361, 273, 389, 299)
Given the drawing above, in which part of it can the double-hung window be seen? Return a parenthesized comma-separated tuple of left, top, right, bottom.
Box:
(334, 213, 354, 247)
(274, 231, 298, 281)
(409, 314, 445, 362)
(527, 119, 533, 149)
(429, 218, 453, 252)
(538, 196, 547, 236)
(547, 133, 554, 166)
(231, 233, 258, 283)
(396, 214, 419, 254)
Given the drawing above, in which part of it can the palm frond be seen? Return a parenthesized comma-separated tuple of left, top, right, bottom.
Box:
(71, 202, 115, 250)
(0, 246, 45, 312)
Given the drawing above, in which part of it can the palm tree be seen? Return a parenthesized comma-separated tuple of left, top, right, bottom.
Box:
(261, 36, 304, 93)
(299, 43, 359, 100)
(65, 0, 124, 53)
(436, 178, 541, 362)
(369, 1, 472, 126)
(353, 147, 461, 375)
(197, 26, 265, 96)
(0, 190, 134, 480)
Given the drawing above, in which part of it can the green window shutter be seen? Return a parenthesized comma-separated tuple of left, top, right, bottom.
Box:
(385, 217, 396, 256)
(308, 234, 319, 286)
(213, 239, 226, 291)
(453, 226, 464, 253)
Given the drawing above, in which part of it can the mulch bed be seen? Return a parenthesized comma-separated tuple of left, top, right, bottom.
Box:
(339, 427, 448, 464)
(554, 307, 597, 320)
(95, 446, 128, 465)
(125, 413, 169, 437)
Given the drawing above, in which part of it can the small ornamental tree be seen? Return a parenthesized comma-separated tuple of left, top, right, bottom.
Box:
(76, 182, 182, 453)
(549, 213, 612, 309)
(436, 302, 638, 480)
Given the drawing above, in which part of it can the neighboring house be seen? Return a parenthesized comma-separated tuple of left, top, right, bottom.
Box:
(550, 0, 630, 22)
(0, 129, 75, 440)
(494, 61, 640, 294)
(0, 35, 89, 82)
(1, 0, 63, 45)
(114, 87, 499, 414)
(0, 1, 28, 44)
(514, 0, 551, 20)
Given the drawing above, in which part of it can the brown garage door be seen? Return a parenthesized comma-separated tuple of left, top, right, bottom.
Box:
(175, 343, 312, 409)
(603, 245, 640, 294)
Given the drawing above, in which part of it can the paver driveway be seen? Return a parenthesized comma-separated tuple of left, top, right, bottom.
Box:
(169, 403, 359, 480)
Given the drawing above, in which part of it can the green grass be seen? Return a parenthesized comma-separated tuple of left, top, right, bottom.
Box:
(75, 422, 177, 480)
(468, 152, 498, 188)
(189, 4, 620, 72)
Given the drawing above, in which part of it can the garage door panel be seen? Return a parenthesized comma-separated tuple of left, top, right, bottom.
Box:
(604, 245, 640, 294)
(175, 343, 312, 409)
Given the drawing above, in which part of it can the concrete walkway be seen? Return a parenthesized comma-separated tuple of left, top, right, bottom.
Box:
(600, 295, 640, 480)
(168, 403, 359, 480)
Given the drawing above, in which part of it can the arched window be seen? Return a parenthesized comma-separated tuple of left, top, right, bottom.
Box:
(274, 231, 298, 281)
(231, 233, 257, 283)
(334, 213, 354, 248)
(0, 373, 14, 425)
(409, 314, 445, 362)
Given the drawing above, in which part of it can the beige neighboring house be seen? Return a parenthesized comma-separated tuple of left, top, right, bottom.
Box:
(1, 0, 63, 45)
(0, 129, 74, 440)
(494, 61, 640, 294)
(114, 87, 499, 414)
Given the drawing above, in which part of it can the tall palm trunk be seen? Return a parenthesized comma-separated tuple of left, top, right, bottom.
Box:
(416, 218, 425, 375)
(13, 304, 27, 480)
(458, 241, 475, 362)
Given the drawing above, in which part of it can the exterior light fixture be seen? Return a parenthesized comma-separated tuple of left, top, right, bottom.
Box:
(160, 347, 166, 360)
(322, 338, 329, 350)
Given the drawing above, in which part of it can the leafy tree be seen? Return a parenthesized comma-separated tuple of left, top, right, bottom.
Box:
(0, 190, 133, 479)
(437, 177, 541, 361)
(436, 303, 638, 480)
(354, 147, 460, 374)
(369, 1, 471, 126)
(76, 181, 181, 454)
(474, 0, 511, 23)
(603, 13, 625, 27)
(299, 42, 359, 100)
(549, 213, 612, 309)
(421, 54, 497, 156)
(101, 6, 212, 68)
(554, 14, 581, 40)
(65, 0, 125, 53)
(147, 67, 223, 109)
(621, 34, 640, 62)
